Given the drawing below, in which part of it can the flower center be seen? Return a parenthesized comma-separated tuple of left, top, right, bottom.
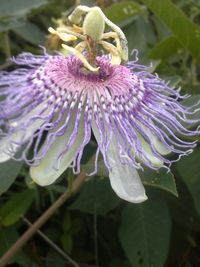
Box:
(67, 56, 114, 82)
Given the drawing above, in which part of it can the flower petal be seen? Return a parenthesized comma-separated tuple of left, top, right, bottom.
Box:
(107, 141, 147, 203)
(30, 107, 85, 186)
(0, 102, 49, 162)
(91, 116, 147, 203)
(137, 124, 170, 167)
(138, 135, 164, 167)
(144, 126, 170, 155)
(0, 132, 22, 162)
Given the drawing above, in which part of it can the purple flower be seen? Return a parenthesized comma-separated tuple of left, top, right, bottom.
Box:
(0, 51, 199, 203)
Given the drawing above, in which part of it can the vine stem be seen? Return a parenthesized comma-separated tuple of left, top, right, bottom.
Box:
(22, 217, 80, 267)
(3, 32, 11, 58)
(0, 172, 86, 267)
(75, 0, 80, 6)
(96, 0, 105, 9)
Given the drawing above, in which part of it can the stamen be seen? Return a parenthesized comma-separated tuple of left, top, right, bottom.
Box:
(48, 5, 129, 72)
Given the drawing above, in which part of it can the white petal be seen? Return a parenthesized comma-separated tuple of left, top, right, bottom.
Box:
(0, 152, 11, 163)
(138, 135, 164, 167)
(148, 131, 170, 155)
(137, 125, 170, 167)
(30, 109, 85, 186)
(0, 102, 50, 162)
(0, 132, 22, 162)
(91, 119, 147, 203)
(107, 141, 147, 203)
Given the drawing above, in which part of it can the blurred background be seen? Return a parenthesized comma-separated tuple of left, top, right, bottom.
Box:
(0, 0, 200, 266)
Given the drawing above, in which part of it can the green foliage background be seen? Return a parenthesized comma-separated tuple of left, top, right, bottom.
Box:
(0, 0, 200, 266)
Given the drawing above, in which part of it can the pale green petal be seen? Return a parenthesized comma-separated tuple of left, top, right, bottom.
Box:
(107, 141, 147, 203)
(0, 103, 49, 162)
(149, 132, 170, 155)
(137, 124, 170, 167)
(140, 125, 170, 155)
(0, 132, 22, 162)
(138, 135, 164, 167)
(92, 119, 147, 203)
(30, 109, 85, 186)
(0, 151, 11, 162)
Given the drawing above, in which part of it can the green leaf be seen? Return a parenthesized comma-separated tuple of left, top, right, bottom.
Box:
(182, 94, 200, 107)
(141, 0, 200, 60)
(176, 148, 200, 216)
(119, 199, 171, 267)
(70, 177, 120, 215)
(13, 22, 46, 45)
(167, 177, 200, 231)
(109, 259, 131, 267)
(124, 16, 156, 57)
(0, 226, 29, 265)
(62, 212, 72, 232)
(0, 189, 35, 226)
(82, 158, 108, 177)
(163, 75, 181, 87)
(0, 226, 18, 260)
(140, 169, 178, 197)
(46, 251, 66, 267)
(61, 234, 73, 254)
(0, 17, 25, 31)
(80, 0, 94, 6)
(184, 264, 193, 267)
(0, 0, 48, 18)
(182, 95, 200, 122)
(0, 160, 23, 196)
(175, 95, 200, 132)
(104, 1, 144, 27)
(0, 0, 48, 31)
(148, 36, 183, 59)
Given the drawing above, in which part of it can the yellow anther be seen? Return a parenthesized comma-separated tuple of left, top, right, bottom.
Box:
(48, 27, 77, 42)
(49, 5, 129, 72)
(56, 27, 86, 40)
(72, 24, 83, 33)
(59, 32, 77, 42)
(48, 27, 57, 34)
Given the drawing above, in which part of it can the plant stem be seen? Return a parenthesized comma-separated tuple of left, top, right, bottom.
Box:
(93, 209, 99, 266)
(3, 32, 11, 58)
(0, 62, 12, 70)
(96, 0, 105, 9)
(0, 172, 86, 267)
(22, 217, 80, 267)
